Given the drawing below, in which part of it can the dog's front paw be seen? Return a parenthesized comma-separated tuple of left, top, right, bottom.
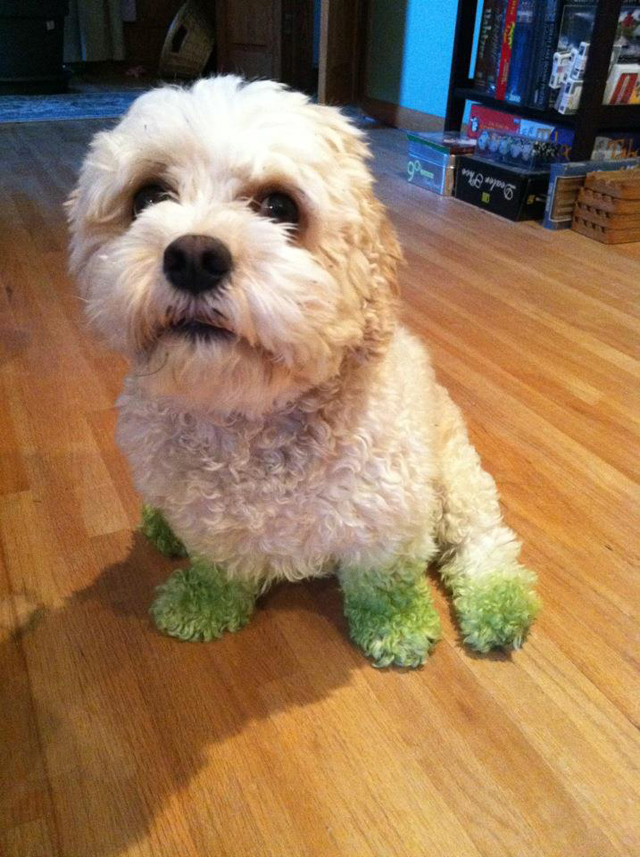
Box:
(352, 617, 441, 669)
(340, 565, 442, 668)
(150, 560, 256, 642)
(452, 565, 540, 653)
(140, 505, 187, 558)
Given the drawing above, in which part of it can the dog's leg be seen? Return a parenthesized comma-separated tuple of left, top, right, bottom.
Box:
(434, 385, 540, 652)
(140, 504, 187, 558)
(150, 559, 258, 642)
(338, 558, 441, 668)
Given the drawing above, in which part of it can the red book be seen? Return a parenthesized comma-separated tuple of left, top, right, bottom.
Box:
(495, 0, 519, 100)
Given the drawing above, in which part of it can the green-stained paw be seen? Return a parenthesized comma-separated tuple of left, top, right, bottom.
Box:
(340, 561, 442, 668)
(451, 568, 540, 653)
(140, 505, 187, 558)
(150, 559, 257, 642)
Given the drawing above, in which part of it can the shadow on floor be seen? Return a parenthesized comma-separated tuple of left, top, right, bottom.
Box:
(3, 531, 360, 856)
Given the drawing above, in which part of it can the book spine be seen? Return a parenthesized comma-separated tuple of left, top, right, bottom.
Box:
(487, 0, 507, 93)
(506, 0, 536, 103)
(496, 0, 520, 99)
(520, 0, 540, 105)
(526, 0, 563, 109)
(474, 0, 496, 90)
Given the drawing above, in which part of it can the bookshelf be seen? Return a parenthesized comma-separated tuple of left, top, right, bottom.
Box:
(444, 0, 638, 160)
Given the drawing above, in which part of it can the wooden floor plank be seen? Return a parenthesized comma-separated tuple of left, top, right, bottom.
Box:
(0, 115, 638, 857)
(0, 522, 60, 855)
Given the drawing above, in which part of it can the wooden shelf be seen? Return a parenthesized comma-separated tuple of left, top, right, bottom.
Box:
(597, 105, 640, 131)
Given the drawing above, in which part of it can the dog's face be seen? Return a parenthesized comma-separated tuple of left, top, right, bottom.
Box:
(68, 76, 400, 416)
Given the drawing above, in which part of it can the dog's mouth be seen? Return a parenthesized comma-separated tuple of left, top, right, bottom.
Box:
(156, 307, 236, 343)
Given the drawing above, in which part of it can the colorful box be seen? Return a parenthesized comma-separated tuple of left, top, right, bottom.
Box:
(604, 64, 640, 105)
(468, 103, 640, 162)
(476, 129, 562, 169)
(468, 104, 574, 161)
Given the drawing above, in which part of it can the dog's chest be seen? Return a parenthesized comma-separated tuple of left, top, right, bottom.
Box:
(117, 392, 428, 564)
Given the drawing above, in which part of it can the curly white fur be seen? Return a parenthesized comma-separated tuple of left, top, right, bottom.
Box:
(68, 76, 533, 601)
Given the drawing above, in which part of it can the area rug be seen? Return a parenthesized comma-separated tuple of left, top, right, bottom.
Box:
(0, 89, 148, 124)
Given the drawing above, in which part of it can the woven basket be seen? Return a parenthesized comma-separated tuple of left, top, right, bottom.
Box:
(159, 0, 215, 80)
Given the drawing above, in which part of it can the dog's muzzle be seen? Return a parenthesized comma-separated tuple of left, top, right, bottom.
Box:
(163, 234, 233, 296)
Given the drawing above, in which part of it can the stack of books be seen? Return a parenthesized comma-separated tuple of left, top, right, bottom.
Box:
(474, 2, 640, 114)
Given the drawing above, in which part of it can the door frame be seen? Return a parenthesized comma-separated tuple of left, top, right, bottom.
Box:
(215, 0, 370, 105)
(317, 0, 369, 104)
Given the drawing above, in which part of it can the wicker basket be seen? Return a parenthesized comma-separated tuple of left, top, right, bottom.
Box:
(159, 0, 215, 80)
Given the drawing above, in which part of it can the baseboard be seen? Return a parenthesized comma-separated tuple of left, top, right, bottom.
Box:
(361, 96, 444, 132)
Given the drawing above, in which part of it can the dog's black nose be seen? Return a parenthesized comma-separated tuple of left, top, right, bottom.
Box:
(163, 234, 233, 295)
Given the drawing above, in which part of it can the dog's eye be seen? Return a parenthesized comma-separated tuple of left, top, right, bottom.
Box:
(258, 192, 299, 226)
(133, 183, 170, 217)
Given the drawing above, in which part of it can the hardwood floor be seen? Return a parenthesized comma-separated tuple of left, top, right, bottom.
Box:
(0, 116, 638, 857)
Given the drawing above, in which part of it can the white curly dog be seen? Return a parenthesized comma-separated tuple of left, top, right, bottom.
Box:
(68, 76, 539, 667)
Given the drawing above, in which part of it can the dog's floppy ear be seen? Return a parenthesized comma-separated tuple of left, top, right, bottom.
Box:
(67, 129, 140, 232)
(355, 191, 403, 362)
(311, 104, 403, 361)
(313, 103, 371, 164)
(370, 195, 402, 297)
(66, 129, 140, 277)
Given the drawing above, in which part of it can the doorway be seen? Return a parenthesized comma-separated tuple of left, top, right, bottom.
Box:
(214, 0, 367, 104)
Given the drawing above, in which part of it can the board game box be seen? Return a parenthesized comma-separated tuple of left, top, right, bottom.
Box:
(454, 155, 549, 221)
(406, 132, 476, 196)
